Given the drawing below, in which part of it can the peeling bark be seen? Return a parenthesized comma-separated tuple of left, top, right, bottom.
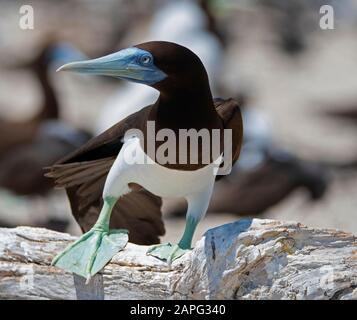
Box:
(0, 219, 357, 300)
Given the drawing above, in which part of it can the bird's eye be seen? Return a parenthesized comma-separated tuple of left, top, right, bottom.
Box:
(140, 55, 152, 65)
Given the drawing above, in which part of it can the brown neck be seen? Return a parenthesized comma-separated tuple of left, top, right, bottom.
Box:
(34, 67, 59, 121)
(153, 81, 218, 129)
(145, 80, 224, 171)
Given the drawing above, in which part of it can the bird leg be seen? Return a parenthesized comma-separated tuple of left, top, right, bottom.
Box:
(147, 190, 211, 264)
(147, 216, 198, 264)
(52, 196, 128, 283)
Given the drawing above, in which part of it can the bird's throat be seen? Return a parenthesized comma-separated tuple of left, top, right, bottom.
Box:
(155, 84, 217, 127)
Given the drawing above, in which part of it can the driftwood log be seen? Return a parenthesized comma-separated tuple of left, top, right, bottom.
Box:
(0, 218, 356, 300)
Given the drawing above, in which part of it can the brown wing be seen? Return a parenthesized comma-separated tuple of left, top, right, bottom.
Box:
(46, 105, 165, 245)
(57, 105, 151, 164)
(214, 98, 243, 179)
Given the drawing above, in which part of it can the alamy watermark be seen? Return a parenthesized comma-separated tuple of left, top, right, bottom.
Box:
(319, 5, 334, 30)
(18, 4, 334, 31)
(19, 5, 34, 30)
(121, 121, 233, 176)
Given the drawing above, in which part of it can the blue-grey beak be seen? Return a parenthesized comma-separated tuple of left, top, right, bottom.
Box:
(57, 47, 166, 85)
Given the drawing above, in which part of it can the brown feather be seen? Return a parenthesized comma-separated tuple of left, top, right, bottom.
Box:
(213, 98, 244, 180)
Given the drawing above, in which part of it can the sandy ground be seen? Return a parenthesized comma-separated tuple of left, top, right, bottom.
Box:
(0, 1, 357, 244)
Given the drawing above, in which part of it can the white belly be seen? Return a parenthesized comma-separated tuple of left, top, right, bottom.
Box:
(103, 137, 221, 199)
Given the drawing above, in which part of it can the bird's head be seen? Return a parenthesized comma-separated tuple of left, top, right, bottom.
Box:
(57, 41, 209, 94)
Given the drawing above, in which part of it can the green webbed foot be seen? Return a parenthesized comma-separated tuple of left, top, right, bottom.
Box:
(52, 228, 128, 283)
(147, 243, 190, 264)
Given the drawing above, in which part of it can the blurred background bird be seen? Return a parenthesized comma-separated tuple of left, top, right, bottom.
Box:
(0, 39, 91, 195)
(1, 0, 357, 241)
(0, 38, 91, 231)
(322, 98, 357, 127)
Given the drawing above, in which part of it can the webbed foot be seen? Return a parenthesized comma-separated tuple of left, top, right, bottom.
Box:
(146, 243, 190, 264)
(52, 228, 128, 283)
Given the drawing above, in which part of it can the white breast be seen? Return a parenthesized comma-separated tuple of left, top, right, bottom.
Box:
(103, 137, 221, 199)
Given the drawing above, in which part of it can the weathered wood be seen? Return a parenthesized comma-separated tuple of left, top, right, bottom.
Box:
(0, 219, 357, 300)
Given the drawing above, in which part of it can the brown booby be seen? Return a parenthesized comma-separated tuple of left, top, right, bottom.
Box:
(46, 41, 243, 282)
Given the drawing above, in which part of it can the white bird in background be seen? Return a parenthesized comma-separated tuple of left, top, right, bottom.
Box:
(95, 0, 223, 134)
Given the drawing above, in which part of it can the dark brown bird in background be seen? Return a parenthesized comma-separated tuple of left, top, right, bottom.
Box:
(323, 101, 357, 125)
(0, 40, 91, 196)
(0, 42, 59, 155)
(318, 98, 357, 170)
(208, 151, 328, 215)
